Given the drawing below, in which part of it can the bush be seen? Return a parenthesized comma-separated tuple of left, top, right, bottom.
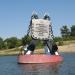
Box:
(54, 37, 62, 42)
(58, 41, 64, 46)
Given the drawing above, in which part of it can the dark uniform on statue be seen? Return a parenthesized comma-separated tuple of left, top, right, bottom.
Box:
(24, 12, 59, 55)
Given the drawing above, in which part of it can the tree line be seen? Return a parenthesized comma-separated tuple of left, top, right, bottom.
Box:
(0, 25, 75, 50)
(60, 25, 75, 40)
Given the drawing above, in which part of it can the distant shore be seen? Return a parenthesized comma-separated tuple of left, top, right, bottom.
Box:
(58, 43, 75, 52)
(0, 43, 75, 56)
(35, 43, 75, 53)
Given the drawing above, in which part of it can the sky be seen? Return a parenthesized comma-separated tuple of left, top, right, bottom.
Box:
(0, 0, 75, 39)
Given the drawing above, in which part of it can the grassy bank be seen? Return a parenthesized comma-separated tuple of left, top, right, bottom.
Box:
(0, 41, 75, 56)
(0, 48, 20, 56)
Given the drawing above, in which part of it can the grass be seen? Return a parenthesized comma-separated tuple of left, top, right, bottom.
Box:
(0, 47, 45, 56)
(57, 40, 75, 45)
(0, 40, 75, 56)
(0, 48, 20, 56)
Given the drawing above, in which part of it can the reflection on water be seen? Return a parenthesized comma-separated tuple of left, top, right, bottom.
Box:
(0, 53, 75, 75)
(19, 62, 62, 75)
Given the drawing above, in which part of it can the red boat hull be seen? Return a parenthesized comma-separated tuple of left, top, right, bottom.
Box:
(18, 55, 63, 64)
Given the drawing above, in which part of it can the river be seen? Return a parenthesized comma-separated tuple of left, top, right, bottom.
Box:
(0, 53, 75, 75)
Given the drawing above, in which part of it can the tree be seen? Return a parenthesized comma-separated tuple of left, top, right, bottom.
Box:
(16, 39, 22, 47)
(54, 37, 62, 42)
(4, 37, 18, 49)
(71, 25, 75, 36)
(60, 25, 70, 37)
(0, 37, 4, 49)
(22, 35, 32, 45)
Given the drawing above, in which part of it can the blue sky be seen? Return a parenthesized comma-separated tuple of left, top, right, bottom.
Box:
(0, 0, 75, 39)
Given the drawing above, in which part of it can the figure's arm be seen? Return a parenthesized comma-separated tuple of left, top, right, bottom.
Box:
(27, 20, 32, 36)
(48, 21, 54, 40)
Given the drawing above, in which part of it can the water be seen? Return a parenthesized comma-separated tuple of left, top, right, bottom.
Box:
(0, 53, 75, 75)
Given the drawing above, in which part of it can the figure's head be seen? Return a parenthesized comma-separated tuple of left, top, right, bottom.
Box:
(31, 11, 38, 19)
(44, 13, 50, 20)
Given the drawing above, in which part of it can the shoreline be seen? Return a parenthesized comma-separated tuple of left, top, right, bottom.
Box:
(58, 43, 75, 52)
(34, 43, 75, 53)
(0, 43, 75, 56)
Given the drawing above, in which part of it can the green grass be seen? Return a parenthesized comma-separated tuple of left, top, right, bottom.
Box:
(0, 40, 75, 56)
(0, 48, 20, 56)
(57, 40, 75, 46)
